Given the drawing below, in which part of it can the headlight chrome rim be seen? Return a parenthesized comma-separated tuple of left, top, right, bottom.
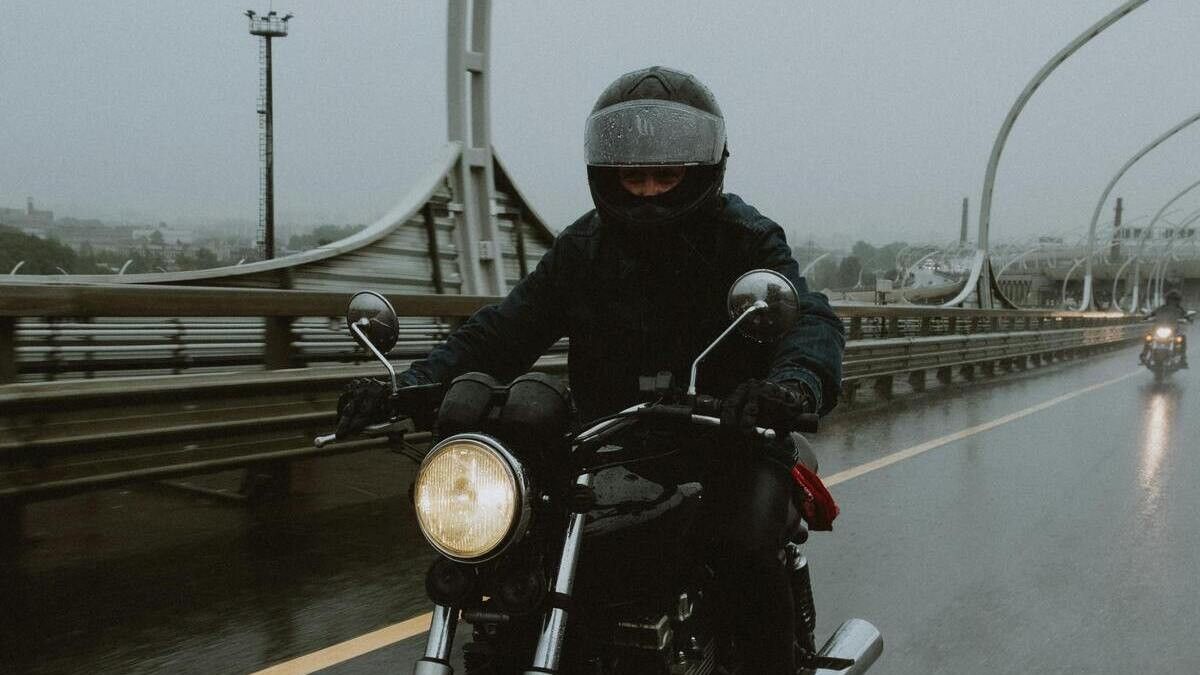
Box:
(414, 433, 531, 563)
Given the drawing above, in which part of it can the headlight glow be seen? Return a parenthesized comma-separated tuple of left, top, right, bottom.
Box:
(1154, 327, 1174, 340)
(414, 435, 526, 561)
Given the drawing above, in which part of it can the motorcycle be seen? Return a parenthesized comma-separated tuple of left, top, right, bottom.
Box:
(315, 269, 882, 674)
(1141, 317, 1190, 382)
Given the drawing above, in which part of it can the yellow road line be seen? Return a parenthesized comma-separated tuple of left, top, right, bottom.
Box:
(257, 368, 1139, 672)
(251, 613, 431, 675)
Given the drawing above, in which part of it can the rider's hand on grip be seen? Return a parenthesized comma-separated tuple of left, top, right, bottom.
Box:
(335, 377, 393, 439)
(720, 379, 816, 443)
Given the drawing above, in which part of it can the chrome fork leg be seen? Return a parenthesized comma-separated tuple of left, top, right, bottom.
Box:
(413, 604, 458, 675)
(525, 473, 592, 674)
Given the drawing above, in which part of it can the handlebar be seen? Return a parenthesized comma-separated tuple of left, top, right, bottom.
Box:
(693, 393, 819, 434)
(313, 418, 415, 448)
(575, 396, 819, 445)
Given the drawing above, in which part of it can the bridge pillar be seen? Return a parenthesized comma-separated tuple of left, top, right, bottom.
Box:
(446, 0, 506, 296)
(936, 367, 953, 385)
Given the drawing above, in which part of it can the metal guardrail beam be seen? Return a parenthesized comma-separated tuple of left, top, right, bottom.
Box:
(0, 282, 498, 319)
(0, 283, 1133, 384)
(0, 282, 1127, 320)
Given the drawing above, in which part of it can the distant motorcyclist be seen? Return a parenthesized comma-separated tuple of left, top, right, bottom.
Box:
(338, 66, 844, 673)
(1140, 289, 1190, 367)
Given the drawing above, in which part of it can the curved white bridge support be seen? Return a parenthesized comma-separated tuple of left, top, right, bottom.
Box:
(1079, 110, 1200, 310)
(945, 0, 1148, 309)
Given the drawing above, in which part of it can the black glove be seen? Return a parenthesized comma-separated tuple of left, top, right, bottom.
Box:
(721, 379, 816, 441)
(335, 377, 395, 439)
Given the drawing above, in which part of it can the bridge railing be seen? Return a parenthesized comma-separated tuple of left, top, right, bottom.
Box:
(0, 282, 1134, 383)
(0, 282, 1140, 505)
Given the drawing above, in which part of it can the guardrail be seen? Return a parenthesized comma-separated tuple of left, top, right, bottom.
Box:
(0, 282, 1133, 383)
(0, 282, 1139, 511)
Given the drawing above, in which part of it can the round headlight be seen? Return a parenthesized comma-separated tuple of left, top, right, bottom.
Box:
(414, 434, 528, 562)
(1155, 326, 1174, 340)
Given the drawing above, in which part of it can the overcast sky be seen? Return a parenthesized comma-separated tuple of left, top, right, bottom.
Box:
(3, 1, 1200, 248)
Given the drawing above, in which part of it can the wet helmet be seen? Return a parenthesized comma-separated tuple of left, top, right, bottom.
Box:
(1166, 289, 1182, 304)
(584, 66, 728, 239)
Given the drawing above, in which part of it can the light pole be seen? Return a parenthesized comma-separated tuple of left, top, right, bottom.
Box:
(245, 9, 293, 260)
(945, 0, 1149, 308)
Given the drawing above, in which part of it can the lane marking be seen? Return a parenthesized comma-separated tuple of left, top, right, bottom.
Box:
(823, 369, 1140, 486)
(257, 368, 1139, 673)
(251, 613, 431, 675)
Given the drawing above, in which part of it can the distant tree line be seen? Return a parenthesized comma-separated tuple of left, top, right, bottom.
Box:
(287, 224, 365, 251)
(800, 240, 909, 291)
(2, 224, 232, 275)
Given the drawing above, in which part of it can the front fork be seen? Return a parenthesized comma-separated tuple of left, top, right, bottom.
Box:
(413, 604, 459, 675)
(525, 473, 593, 674)
(413, 474, 594, 675)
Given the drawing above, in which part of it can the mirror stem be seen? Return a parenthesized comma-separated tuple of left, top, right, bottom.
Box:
(351, 320, 400, 394)
(687, 300, 767, 396)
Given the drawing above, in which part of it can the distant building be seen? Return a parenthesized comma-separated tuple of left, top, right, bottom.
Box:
(0, 197, 54, 231)
(131, 224, 197, 246)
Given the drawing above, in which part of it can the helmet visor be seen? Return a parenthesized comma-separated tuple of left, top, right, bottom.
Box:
(585, 100, 726, 167)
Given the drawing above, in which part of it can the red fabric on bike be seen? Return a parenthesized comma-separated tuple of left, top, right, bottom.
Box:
(790, 463, 839, 531)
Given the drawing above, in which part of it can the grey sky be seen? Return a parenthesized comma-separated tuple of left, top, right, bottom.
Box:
(3, 1, 1200, 248)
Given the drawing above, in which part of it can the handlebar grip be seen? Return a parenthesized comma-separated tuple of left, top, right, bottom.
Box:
(693, 394, 723, 418)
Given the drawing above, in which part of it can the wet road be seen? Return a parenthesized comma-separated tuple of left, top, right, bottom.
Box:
(4, 344, 1197, 673)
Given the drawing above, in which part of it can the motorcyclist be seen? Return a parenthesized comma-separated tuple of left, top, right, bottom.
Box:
(338, 66, 845, 674)
(1140, 289, 1190, 367)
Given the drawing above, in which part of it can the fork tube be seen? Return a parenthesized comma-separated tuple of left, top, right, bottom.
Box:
(525, 473, 592, 674)
(413, 604, 457, 675)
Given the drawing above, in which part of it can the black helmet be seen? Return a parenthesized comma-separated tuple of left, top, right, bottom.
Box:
(585, 66, 728, 243)
(1166, 289, 1182, 303)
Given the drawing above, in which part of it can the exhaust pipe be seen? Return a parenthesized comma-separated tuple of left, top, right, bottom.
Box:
(812, 618, 883, 674)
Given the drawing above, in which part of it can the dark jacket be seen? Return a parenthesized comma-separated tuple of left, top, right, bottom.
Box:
(1148, 303, 1189, 326)
(401, 194, 845, 421)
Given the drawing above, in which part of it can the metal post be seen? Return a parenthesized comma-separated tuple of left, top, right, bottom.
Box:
(945, 0, 1148, 308)
(447, 0, 504, 296)
(423, 203, 446, 294)
(1110, 197, 1124, 263)
(0, 317, 15, 384)
(960, 197, 968, 245)
(264, 316, 295, 369)
(263, 36, 275, 260)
